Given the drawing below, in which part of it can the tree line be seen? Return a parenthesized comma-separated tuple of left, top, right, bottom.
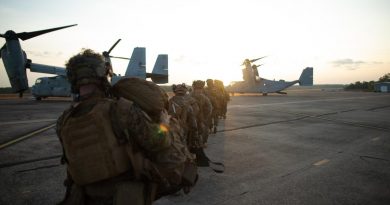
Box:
(344, 73, 390, 91)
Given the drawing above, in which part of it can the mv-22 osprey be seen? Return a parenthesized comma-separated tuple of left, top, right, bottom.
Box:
(226, 57, 313, 95)
(0, 24, 168, 100)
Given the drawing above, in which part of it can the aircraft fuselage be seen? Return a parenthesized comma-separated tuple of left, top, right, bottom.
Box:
(226, 58, 313, 94)
(226, 78, 299, 94)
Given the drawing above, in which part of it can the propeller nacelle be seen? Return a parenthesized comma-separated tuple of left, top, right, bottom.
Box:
(0, 24, 77, 95)
(1, 30, 19, 40)
(101, 39, 131, 77)
(0, 42, 28, 93)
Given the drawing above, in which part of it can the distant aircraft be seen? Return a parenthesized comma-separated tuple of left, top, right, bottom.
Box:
(226, 57, 313, 95)
(0, 25, 168, 100)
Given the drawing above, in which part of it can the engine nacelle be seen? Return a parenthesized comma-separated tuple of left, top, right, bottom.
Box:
(1, 37, 29, 93)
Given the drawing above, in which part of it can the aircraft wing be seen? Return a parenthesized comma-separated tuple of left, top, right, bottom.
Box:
(28, 63, 67, 76)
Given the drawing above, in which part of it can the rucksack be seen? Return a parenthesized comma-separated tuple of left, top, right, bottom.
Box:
(112, 77, 168, 122)
(110, 78, 198, 192)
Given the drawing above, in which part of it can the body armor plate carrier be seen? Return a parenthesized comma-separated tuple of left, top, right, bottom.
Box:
(60, 99, 131, 185)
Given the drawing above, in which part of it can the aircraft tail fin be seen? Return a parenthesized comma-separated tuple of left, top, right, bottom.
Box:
(299, 67, 313, 86)
(124, 47, 146, 79)
(147, 54, 168, 84)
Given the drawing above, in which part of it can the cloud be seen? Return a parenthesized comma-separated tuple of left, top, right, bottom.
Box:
(330, 58, 383, 70)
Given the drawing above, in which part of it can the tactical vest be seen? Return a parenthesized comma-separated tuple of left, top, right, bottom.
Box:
(60, 99, 131, 186)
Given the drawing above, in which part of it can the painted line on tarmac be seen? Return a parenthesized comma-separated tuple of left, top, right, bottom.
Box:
(313, 159, 330, 166)
(270, 109, 390, 133)
(0, 119, 57, 126)
(217, 116, 309, 132)
(217, 109, 390, 133)
(0, 123, 56, 150)
(229, 95, 389, 108)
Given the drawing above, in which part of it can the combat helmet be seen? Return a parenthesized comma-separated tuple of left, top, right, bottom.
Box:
(192, 80, 205, 89)
(65, 49, 110, 93)
(206, 79, 214, 87)
(172, 83, 187, 95)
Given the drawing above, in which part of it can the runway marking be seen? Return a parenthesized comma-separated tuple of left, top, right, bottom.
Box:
(313, 159, 330, 166)
(229, 95, 389, 108)
(372, 137, 380, 141)
(217, 109, 390, 133)
(269, 109, 390, 133)
(217, 116, 309, 132)
(0, 123, 56, 150)
(0, 119, 57, 126)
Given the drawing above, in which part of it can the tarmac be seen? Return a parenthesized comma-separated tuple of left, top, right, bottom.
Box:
(0, 89, 389, 205)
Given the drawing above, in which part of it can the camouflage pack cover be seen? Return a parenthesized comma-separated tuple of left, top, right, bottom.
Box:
(112, 77, 168, 119)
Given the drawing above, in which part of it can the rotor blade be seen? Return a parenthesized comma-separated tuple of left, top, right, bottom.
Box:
(0, 44, 6, 58)
(107, 39, 121, 54)
(16, 24, 77, 41)
(109, 55, 130, 60)
(250, 56, 267, 63)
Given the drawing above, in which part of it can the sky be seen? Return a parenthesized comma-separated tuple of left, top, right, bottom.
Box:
(0, 0, 389, 88)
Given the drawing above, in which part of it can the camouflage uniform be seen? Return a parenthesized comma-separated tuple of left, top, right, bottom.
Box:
(57, 49, 197, 205)
(214, 80, 229, 119)
(191, 80, 212, 145)
(183, 94, 202, 149)
(168, 84, 202, 151)
(204, 79, 219, 133)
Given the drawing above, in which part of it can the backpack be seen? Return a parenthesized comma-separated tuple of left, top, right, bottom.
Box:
(112, 77, 168, 122)
(110, 78, 198, 193)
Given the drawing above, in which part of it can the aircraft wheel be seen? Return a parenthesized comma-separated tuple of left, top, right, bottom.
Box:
(35, 96, 42, 101)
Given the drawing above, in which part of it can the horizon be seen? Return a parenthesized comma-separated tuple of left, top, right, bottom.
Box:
(1, 0, 389, 88)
